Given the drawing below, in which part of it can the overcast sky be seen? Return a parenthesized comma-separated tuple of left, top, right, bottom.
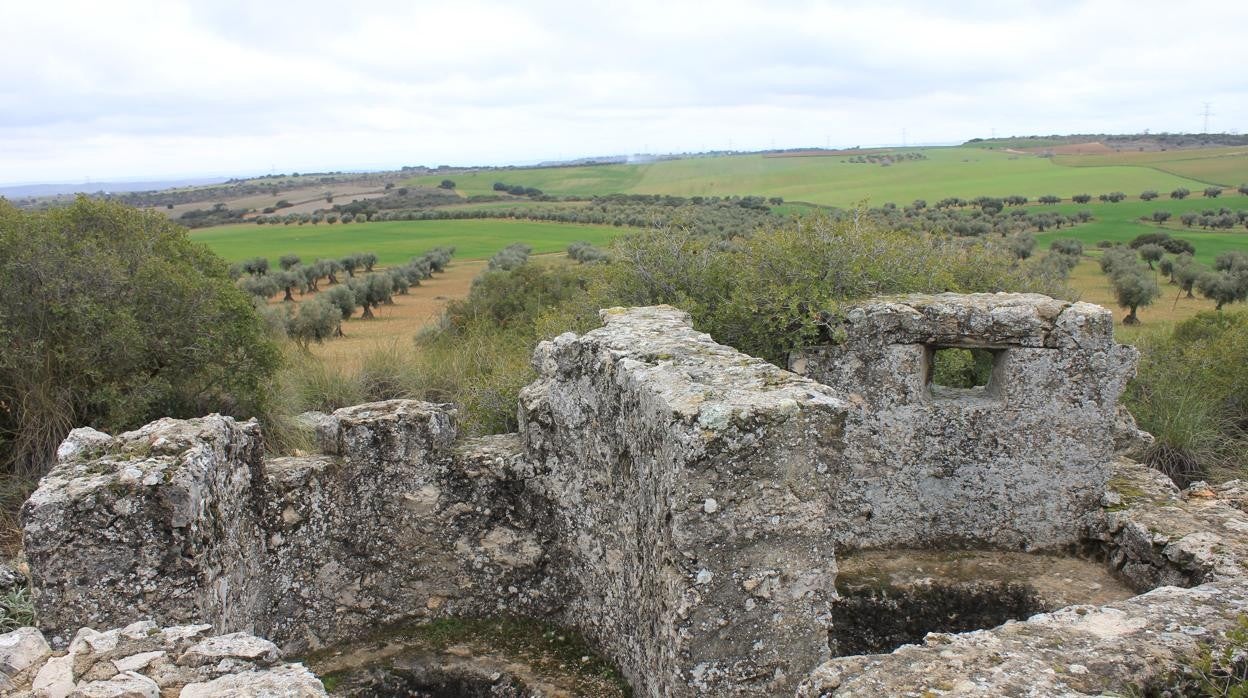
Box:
(3, 0, 1246, 184)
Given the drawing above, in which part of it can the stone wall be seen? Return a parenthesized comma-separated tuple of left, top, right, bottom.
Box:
(797, 460, 1248, 696)
(0, 622, 325, 697)
(24, 402, 557, 654)
(22, 296, 1163, 697)
(790, 293, 1136, 550)
(519, 306, 849, 695)
(23, 416, 269, 640)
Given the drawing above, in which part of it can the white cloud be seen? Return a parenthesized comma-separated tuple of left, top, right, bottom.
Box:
(1, 0, 1246, 183)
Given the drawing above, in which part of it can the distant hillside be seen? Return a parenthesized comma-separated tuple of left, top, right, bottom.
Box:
(966, 133, 1248, 150)
(0, 177, 228, 199)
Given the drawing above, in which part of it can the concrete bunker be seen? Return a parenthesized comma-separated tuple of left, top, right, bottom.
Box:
(13, 293, 1248, 697)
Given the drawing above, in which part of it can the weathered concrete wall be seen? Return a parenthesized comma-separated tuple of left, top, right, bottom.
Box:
(791, 293, 1136, 550)
(520, 306, 848, 696)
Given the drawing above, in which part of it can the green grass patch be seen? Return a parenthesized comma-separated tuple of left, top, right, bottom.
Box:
(1034, 196, 1248, 266)
(191, 219, 620, 264)
(407, 148, 1213, 208)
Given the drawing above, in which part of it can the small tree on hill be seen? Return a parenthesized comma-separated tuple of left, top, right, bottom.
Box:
(279, 253, 301, 271)
(275, 268, 305, 302)
(1006, 233, 1035, 260)
(1159, 256, 1176, 281)
(1196, 271, 1248, 310)
(237, 274, 280, 301)
(1140, 190, 1159, 201)
(1216, 251, 1248, 273)
(241, 257, 270, 276)
(1049, 239, 1083, 257)
(323, 285, 357, 334)
(1170, 188, 1190, 200)
(1138, 244, 1165, 270)
(348, 273, 393, 319)
(1174, 257, 1203, 299)
(290, 297, 340, 346)
(1204, 186, 1223, 198)
(488, 243, 533, 271)
(1152, 210, 1172, 224)
(439, 179, 456, 189)
(1111, 266, 1160, 324)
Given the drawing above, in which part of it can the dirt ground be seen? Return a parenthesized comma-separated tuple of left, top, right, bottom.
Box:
(271, 259, 486, 367)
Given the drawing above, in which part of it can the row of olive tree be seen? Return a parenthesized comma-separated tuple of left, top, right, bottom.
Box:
(233, 247, 455, 345)
(1101, 243, 1248, 322)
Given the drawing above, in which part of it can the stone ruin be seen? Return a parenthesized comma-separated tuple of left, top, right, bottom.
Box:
(6, 293, 1248, 696)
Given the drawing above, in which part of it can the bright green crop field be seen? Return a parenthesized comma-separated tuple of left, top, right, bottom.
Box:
(191, 219, 620, 265)
(409, 147, 1213, 208)
(1035, 195, 1248, 265)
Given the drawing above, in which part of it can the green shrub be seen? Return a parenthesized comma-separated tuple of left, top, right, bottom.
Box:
(1127, 311, 1248, 484)
(0, 587, 35, 632)
(0, 198, 280, 477)
(407, 212, 1066, 430)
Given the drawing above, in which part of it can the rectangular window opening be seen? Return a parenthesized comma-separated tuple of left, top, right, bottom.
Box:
(927, 346, 1002, 399)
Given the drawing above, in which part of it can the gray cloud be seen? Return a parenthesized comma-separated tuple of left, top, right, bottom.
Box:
(2, 0, 1246, 183)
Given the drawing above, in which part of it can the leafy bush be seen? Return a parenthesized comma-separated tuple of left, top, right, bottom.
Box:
(1127, 311, 1248, 484)
(396, 213, 1068, 432)
(0, 198, 280, 477)
(0, 587, 35, 632)
(488, 243, 533, 271)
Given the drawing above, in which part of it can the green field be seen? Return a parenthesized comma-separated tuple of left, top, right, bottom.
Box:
(1054, 147, 1248, 187)
(1035, 196, 1248, 265)
(411, 148, 1213, 208)
(191, 219, 620, 265)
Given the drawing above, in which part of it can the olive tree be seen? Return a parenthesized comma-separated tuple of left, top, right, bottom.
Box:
(1138, 244, 1166, 270)
(290, 297, 341, 346)
(1110, 266, 1160, 324)
(237, 274, 281, 300)
(1197, 271, 1248, 310)
(323, 285, 357, 333)
(275, 268, 306, 302)
(348, 273, 393, 319)
(488, 243, 532, 270)
(1174, 257, 1204, 299)
(241, 257, 270, 276)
